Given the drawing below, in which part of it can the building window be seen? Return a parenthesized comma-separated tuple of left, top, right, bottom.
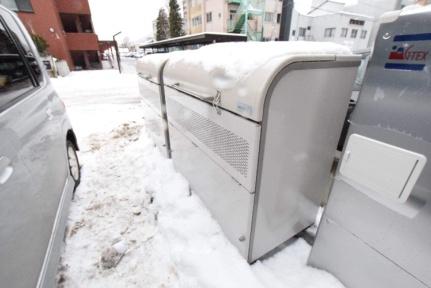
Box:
(349, 19, 365, 26)
(206, 12, 212, 23)
(1, 9, 42, 81)
(292, 30, 296, 36)
(276, 13, 281, 24)
(340, 28, 348, 38)
(0, 17, 37, 109)
(264, 12, 274, 22)
(324, 27, 336, 38)
(299, 27, 306, 37)
(60, 14, 94, 33)
(351, 29, 358, 38)
(192, 16, 202, 27)
(230, 10, 236, 21)
(0, 0, 33, 12)
(360, 29, 367, 39)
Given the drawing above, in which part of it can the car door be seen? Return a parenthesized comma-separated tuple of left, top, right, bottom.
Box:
(0, 9, 69, 288)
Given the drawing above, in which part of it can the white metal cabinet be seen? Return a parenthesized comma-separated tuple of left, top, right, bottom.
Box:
(309, 8, 431, 288)
(163, 42, 361, 262)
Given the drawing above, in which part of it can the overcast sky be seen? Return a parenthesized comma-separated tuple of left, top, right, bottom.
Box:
(88, 0, 358, 44)
(88, 0, 168, 43)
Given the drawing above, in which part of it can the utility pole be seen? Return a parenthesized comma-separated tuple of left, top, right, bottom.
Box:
(279, 0, 294, 41)
(113, 31, 122, 74)
(244, 0, 248, 37)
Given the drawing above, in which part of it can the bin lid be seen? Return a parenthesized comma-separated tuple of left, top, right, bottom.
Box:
(136, 53, 171, 84)
(163, 41, 356, 122)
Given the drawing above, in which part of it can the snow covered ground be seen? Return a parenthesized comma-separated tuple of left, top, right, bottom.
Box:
(52, 64, 344, 288)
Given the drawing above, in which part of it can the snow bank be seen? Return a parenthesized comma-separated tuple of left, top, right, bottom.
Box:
(167, 41, 353, 81)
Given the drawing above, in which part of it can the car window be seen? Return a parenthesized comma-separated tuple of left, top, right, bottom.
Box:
(0, 20, 34, 109)
(1, 11, 42, 82)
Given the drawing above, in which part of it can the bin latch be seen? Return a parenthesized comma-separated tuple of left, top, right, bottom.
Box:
(213, 90, 222, 115)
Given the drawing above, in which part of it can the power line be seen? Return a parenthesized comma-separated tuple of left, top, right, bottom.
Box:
(306, 0, 397, 16)
(307, 0, 330, 15)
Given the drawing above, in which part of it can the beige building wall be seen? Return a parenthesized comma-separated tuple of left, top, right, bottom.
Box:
(203, 0, 227, 32)
(183, 0, 205, 34)
(182, 0, 282, 40)
(262, 0, 282, 40)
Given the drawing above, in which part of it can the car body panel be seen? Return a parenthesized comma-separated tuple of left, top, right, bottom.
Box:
(0, 5, 76, 288)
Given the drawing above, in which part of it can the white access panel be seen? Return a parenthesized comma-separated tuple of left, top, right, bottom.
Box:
(340, 134, 427, 203)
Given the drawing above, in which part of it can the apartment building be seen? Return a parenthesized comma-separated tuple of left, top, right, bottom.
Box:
(290, 9, 374, 51)
(289, 0, 405, 51)
(182, 0, 283, 41)
(0, 0, 101, 70)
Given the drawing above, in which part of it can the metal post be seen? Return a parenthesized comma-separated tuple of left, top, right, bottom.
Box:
(279, 0, 294, 41)
(113, 31, 122, 73)
(244, 0, 248, 37)
(159, 62, 172, 159)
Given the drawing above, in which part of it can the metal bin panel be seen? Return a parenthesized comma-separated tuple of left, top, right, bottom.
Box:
(250, 63, 359, 261)
(138, 76, 162, 116)
(165, 86, 261, 192)
(309, 8, 431, 288)
(309, 215, 427, 288)
(168, 122, 255, 258)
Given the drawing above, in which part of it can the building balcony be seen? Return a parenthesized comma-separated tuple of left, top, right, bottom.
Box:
(56, 0, 91, 15)
(66, 32, 99, 51)
(61, 13, 94, 33)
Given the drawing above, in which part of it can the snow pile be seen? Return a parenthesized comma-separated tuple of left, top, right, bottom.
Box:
(167, 41, 353, 81)
(53, 70, 345, 288)
(400, 3, 431, 15)
(253, 239, 344, 288)
(136, 53, 170, 76)
(136, 51, 189, 77)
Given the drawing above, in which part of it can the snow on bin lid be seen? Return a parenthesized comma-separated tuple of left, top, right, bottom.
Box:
(380, 4, 431, 23)
(136, 52, 183, 84)
(163, 41, 355, 122)
(400, 3, 431, 16)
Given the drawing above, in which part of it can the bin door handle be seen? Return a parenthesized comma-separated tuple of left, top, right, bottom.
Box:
(169, 83, 221, 110)
(0, 156, 13, 185)
(212, 90, 222, 115)
(138, 72, 152, 80)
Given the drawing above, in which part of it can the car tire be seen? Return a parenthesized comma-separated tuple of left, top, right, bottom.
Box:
(67, 140, 81, 191)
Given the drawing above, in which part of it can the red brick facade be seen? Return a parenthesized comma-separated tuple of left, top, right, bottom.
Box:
(16, 0, 100, 70)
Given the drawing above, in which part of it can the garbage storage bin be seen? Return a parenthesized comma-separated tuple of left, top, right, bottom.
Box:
(136, 54, 171, 157)
(163, 42, 361, 262)
(308, 7, 431, 288)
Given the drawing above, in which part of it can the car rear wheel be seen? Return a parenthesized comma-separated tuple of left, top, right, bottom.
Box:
(67, 140, 81, 190)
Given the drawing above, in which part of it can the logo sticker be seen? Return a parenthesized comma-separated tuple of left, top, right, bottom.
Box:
(385, 33, 430, 71)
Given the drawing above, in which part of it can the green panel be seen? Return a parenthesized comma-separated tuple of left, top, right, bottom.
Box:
(233, 14, 246, 33)
(227, 0, 242, 4)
